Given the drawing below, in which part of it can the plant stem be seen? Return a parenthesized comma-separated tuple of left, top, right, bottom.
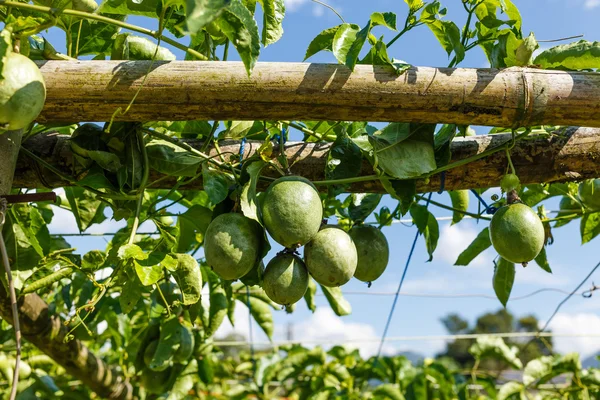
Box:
(281, 121, 322, 141)
(386, 27, 409, 48)
(417, 195, 492, 221)
(128, 130, 150, 245)
(312, 175, 380, 186)
(144, 129, 225, 168)
(0, 1, 208, 60)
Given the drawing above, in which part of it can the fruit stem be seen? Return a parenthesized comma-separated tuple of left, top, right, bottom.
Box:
(0, 0, 209, 61)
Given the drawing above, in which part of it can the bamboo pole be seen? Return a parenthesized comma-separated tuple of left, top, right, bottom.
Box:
(14, 127, 600, 192)
(36, 61, 600, 127)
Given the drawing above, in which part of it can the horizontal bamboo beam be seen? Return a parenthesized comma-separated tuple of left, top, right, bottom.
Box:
(13, 127, 600, 192)
(36, 61, 600, 127)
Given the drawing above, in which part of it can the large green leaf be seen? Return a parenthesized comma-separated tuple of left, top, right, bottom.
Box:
(97, 0, 160, 17)
(534, 40, 600, 70)
(215, 0, 260, 74)
(448, 191, 469, 225)
(204, 267, 228, 337)
(533, 247, 552, 273)
(240, 295, 274, 339)
(332, 23, 360, 65)
(493, 257, 515, 307)
(455, 227, 491, 266)
(348, 193, 382, 223)
(410, 204, 439, 261)
(497, 381, 524, 400)
(304, 25, 341, 60)
(69, 14, 125, 56)
(202, 165, 234, 205)
(186, 0, 231, 35)
(581, 213, 600, 244)
(63, 187, 107, 232)
(320, 285, 351, 316)
(259, 0, 285, 46)
(240, 160, 266, 224)
(146, 140, 204, 177)
(171, 254, 202, 305)
(304, 278, 317, 312)
(176, 205, 212, 253)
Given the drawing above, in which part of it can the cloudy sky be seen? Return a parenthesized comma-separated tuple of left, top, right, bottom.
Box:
(42, 0, 600, 361)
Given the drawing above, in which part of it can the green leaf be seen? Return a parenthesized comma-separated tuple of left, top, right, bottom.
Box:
(259, 0, 285, 46)
(332, 23, 361, 66)
(410, 204, 439, 261)
(186, 0, 231, 35)
(167, 360, 198, 400)
(320, 285, 351, 316)
(523, 355, 553, 386)
(118, 244, 148, 261)
(134, 262, 163, 286)
(469, 336, 522, 370)
(119, 275, 143, 313)
(240, 160, 267, 224)
(304, 25, 341, 60)
(69, 14, 125, 56)
(202, 165, 234, 205)
(448, 191, 469, 225)
(425, 19, 464, 64)
(360, 38, 410, 75)
(176, 205, 212, 253)
(241, 295, 274, 339)
(348, 193, 382, 223)
(153, 218, 180, 252)
(63, 187, 107, 232)
(146, 140, 204, 177)
(97, 0, 160, 17)
(205, 267, 228, 337)
(434, 124, 456, 168)
(149, 317, 186, 371)
(534, 40, 600, 70)
(370, 12, 397, 31)
(215, 0, 261, 74)
(493, 258, 515, 307)
(171, 254, 202, 305)
(326, 134, 362, 190)
(581, 213, 600, 244)
(304, 277, 317, 312)
(534, 247, 552, 273)
(370, 124, 437, 179)
(380, 179, 415, 216)
(497, 382, 524, 400)
(223, 121, 256, 139)
(81, 250, 105, 272)
(373, 384, 405, 400)
(455, 227, 492, 266)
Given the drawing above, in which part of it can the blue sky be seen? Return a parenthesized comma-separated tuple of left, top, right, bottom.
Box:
(41, 0, 600, 359)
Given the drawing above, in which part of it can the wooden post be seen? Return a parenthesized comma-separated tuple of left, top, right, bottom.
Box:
(35, 61, 600, 127)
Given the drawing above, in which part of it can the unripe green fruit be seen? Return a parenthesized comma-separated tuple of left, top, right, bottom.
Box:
(489, 203, 545, 263)
(263, 253, 309, 306)
(143, 340, 159, 369)
(261, 176, 323, 248)
(140, 367, 172, 394)
(349, 225, 389, 283)
(173, 324, 194, 364)
(578, 179, 600, 210)
(0, 52, 46, 131)
(204, 213, 261, 280)
(305, 226, 357, 287)
(501, 174, 520, 193)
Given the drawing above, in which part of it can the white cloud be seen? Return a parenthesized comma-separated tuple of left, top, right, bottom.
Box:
(585, 0, 600, 8)
(293, 308, 396, 358)
(548, 313, 600, 358)
(312, 4, 325, 17)
(284, 0, 308, 12)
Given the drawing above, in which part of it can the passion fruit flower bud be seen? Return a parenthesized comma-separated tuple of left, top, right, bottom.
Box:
(501, 174, 521, 193)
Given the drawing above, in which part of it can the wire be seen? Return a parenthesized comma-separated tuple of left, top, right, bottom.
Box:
(212, 331, 600, 347)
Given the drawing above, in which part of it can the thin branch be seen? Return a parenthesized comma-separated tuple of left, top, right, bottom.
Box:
(537, 34, 584, 43)
(311, 0, 345, 23)
(0, 202, 20, 400)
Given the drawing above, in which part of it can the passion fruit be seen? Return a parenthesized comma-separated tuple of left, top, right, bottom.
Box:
(304, 226, 357, 287)
(0, 51, 46, 131)
(204, 213, 261, 280)
(139, 367, 172, 394)
(578, 179, 600, 210)
(263, 253, 309, 306)
(261, 176, 323, 248)
(489, 203, 545, 264)
(349, 225, 389, 283)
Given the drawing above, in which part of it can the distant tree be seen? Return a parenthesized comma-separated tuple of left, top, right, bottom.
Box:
(437, 309, 552, 370)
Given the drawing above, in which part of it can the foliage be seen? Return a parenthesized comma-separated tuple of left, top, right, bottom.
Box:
(0, 0, 599, 397)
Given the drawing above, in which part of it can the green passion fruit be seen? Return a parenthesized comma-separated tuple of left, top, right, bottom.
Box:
(204, 213, 261, 280)
(263, 253, 309, 306)
(261, 176, 323, 248)
(0, 52, 46, 131)
(304, 226, 357, 287)
(489, 203, 545, 264)
(140, 367, 172, 394)
(578, 179, 600, 210)
(349, 225, 389, 283)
